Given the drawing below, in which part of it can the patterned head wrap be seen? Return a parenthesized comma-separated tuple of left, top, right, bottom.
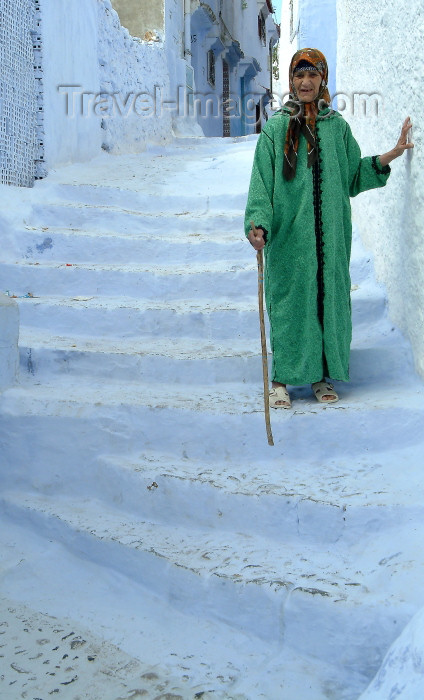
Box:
(283, 48, 331, 181)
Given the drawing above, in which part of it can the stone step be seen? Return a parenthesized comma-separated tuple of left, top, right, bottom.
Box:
(18, 206, 244, 240)
(0, 259, 258, 299)
(0, 489, 413, 679)
(32, 168, 250, 210)
(18, 327, 411, 386)
(7, 224, 249, 265)
(1, 379, 423, 480)
(0, 594, 216, 700)
(16, 295, 260, 340)
(1, 513, 351, 700)
(18, 329, 263, 384)
(31, 137, 254, 208)
(349, 341, 415, 382)
(8, 223, 374, 281)
(27, 197, 246, 233)
(93, 449, 424, 547)
(3, 268, 385, 330)
(351, 284, 387, 327)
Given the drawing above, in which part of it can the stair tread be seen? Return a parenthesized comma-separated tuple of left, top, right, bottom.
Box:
(3, 259, 255, 274)
(1, 379, 265, 415)
(1, 490, 374, 601)
(13, 284, 383, 308)
(3, 374, 423, 419)
(100, 449, 424, 509)
(20, 223, 246, 242)
(15, 294, 258, 312)
(19, 328, 259, 358)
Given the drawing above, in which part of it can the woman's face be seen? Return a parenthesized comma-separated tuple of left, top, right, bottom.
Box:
(292, 70, 322, 102)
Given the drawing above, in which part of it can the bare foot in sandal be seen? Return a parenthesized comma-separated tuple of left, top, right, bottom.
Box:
(312, 380, 339, 403)
(270, 382, 292, 409)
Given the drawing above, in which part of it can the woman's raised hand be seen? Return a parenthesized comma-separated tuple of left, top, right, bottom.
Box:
(394, 116, 414, 156)
(379, 117, 414, 167)
(379, 117, 414, 168)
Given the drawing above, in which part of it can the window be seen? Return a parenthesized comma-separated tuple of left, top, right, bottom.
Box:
(207, 49, 215, 87)
(258, 11, 266, 45)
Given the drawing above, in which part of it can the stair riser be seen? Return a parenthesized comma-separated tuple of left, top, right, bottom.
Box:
(84, 459, 424, 548)
(2, 273, 384, 324)
(29, 202, 245, 233)
(0, 414, 345, 546)
(1, 263, 257, 299)
(18, 347, 263, 385)
(1, 413, 423, 550)
(10, 230, 249, 265)
(7, 234, 373, 285)
(349, 345, 414, 382)
(0, 497, 288, 646)
(16, 297, 385, 342)
(1, 497, 411, 677)
(39, 183, 225, 211)
(2, 407, 423, 488)
(18, 304, 260, 340)
(31, 189, 248, 216)
(18, 342, 409, 385)
(350, 256, 373, 285)
(352, 294, 386, 328)
(282, 591, 411, 680)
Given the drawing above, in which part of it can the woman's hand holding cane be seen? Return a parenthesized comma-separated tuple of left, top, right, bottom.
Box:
(248, 225, 266, 250)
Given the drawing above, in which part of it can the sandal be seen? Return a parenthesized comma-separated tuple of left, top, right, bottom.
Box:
(312, 381, 339, 404)
(269, 385, 291, 409)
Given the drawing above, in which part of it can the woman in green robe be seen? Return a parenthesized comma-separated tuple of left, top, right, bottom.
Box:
(244, 48, 413, 408)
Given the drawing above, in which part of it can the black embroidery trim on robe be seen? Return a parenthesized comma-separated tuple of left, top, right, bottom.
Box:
(371, 155, 391, 175)
(312, 132, 324, 327)
(312, 127, 329, 377)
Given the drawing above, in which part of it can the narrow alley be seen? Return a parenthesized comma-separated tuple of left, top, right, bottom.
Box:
(1, 135, 424, 699)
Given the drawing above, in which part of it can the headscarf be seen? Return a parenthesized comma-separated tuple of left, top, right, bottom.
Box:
(283, 48, 331, 181)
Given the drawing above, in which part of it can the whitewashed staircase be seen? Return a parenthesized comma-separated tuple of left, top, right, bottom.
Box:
(1, 138, 424, 699)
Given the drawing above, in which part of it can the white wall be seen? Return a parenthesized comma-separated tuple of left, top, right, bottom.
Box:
(41, 0, 101, 168)
(336, 0, 424, 377)
(40, 0, 180, 170)
(164, 0, 189, 128)
(98, 0, 172, 153)
(359, 605, 424, 699)
(0, 296, 19, 391)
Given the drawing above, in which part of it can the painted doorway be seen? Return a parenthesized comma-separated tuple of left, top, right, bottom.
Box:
(256, 102, 262, 133)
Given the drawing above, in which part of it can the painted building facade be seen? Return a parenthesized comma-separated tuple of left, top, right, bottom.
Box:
(189, 1, 279, 136)
(111, 0, 280, 137)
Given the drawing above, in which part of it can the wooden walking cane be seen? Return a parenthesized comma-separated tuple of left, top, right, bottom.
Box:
(251, 221, 274, 446)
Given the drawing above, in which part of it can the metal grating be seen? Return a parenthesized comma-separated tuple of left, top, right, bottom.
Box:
(0, 0, 37, 186)
(32, 0, 45, 180)
(222, 60, 230, 137)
